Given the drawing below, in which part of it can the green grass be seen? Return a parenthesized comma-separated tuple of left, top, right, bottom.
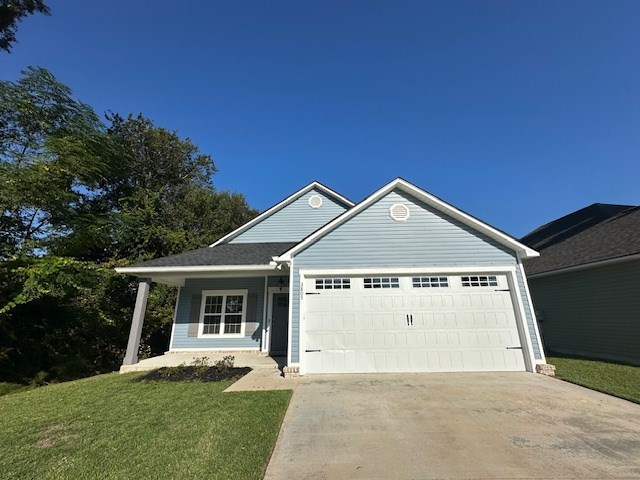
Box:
(0, 372, 292, 479)
(548, 355, 640, 404)
(0, 382, 33, 397)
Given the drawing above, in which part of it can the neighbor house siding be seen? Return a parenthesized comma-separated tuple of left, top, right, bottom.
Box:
(230, 188, 348, 244)
(171, 277, 265, 349)
(528, 259, 640, 365)
(289, 189, 542, 363)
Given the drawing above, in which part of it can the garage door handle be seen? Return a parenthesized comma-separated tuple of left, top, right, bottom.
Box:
(495, 289, 510, 292)
(406, 314, 409, 326)
(410, 314, 413, 326)
(506, 346, 523, 350)
(305, 349, 321, 353)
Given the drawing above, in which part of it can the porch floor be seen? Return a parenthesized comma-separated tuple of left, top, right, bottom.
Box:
(119, 351, 284, 373)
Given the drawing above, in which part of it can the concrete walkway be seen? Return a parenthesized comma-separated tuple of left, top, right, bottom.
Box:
(264, 372, 640, 479)
(119, 351, 283, 373)
(224, 368, 300, 392)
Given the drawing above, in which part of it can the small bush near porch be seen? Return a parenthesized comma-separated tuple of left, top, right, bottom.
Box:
(548, 355, 640, 404)
(0, 372, 292, 479)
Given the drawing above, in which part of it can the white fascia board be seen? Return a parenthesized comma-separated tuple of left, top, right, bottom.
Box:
(299, 266, 517, 277)
(528, 253, 640, 279)
(209, 181, 354, 247)
(275, 178, 539, 261)
(115, 265, 275, 275)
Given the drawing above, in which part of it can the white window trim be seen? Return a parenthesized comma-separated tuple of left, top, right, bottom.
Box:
(198, 289, 248, 338)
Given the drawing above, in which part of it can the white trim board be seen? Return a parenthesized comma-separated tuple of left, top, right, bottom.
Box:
(209, 181, 355, 247)
(266, 286, 290, 355)
(527, 253, 640, 279)
(275, 178, 539, 262)
(115, 265, 275, 275)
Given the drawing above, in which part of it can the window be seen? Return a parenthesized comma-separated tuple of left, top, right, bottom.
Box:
(461, 275, 498, 287)
(315, 278, 351, 290)
(412, 276, 449, 288)
(363, 277, 400, 288)
(200, 290, 246, 336)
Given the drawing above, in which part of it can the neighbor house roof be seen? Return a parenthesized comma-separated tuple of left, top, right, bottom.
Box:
(115, 242, 297, 274)
(521, 203, 635, 251)
(522, 204, 640, 276)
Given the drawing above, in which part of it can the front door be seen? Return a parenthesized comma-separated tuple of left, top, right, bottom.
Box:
(270, 293, 289, 355)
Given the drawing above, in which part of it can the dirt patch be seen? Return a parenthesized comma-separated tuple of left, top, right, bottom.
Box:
(35, 424, 74, 448)
(139, 366, 251, 382)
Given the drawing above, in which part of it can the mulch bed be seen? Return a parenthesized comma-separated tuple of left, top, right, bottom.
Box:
(139, 366, 251, 382)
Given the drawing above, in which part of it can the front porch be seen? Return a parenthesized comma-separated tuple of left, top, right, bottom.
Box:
(120, 350, 285, 373)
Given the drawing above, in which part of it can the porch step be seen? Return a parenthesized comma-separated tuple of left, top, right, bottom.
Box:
(119, 352, 284, 374)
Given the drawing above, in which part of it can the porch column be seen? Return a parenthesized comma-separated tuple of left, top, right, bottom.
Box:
(122, 278, 152, 366)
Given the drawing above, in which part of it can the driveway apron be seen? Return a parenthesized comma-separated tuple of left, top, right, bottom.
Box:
(264, 372, 640, 479)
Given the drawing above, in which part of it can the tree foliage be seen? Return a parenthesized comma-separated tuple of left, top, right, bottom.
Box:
(0, 0, 50, 52)
(0, 67, 258, 383)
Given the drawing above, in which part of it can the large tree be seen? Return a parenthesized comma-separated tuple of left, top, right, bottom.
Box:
(0, 66, 105, 260)
(0, 67, 257, 383)
(0, 0, 50, 52)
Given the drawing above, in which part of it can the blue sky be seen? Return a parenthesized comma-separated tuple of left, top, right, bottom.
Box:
(3, 1, 639, 237)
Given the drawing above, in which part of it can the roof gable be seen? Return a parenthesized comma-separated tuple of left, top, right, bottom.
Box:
(276, 178, 538, 261)
(293, 188, 516, 266)
(210, 182, 354, 247)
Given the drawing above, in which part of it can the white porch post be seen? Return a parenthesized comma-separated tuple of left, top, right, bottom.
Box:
(122, 278, 151, 366)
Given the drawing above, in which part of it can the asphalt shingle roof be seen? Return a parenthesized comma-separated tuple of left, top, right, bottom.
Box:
(522, 204, 640, 275)
(130, 242, 298, 268)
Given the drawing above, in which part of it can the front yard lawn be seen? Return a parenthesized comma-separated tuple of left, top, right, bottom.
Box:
(548, 355, 640, 404)
(0, 372, 292, 479)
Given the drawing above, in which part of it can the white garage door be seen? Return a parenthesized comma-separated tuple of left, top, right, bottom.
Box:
(303, 274, 526, 374)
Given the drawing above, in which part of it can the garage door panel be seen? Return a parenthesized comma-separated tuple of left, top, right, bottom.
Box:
(304, 274, 526, 373)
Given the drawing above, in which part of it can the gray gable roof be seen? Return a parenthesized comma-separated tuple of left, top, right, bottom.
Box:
(521, 203, 634, 251)
(130, 242, 298, 268)
(523, 205, 640, 275)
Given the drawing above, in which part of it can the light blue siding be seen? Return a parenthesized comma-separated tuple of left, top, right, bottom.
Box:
(171, 277, 265, 349)
(290, 189, 542, 363)
(515, 265, 543, 359)
(230, 188, 348, 243)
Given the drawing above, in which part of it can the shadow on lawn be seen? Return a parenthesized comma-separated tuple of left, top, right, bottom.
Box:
(137, 366, 252, 383)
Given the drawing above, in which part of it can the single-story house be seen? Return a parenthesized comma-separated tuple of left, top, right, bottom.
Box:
(116, 178, 550, 375)
(522, 203, 640, 365)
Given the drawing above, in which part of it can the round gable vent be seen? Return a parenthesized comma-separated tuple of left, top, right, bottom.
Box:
(309, 195, 323, 209)
(389, 203, 410, 222)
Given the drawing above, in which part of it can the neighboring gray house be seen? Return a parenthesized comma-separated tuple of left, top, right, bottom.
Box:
(522, 203, 640, 365)
(117, 178, 548, 375)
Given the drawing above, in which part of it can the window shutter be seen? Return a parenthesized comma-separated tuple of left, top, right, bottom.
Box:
(187, 295, 202, 337)
(245, 293, 258, 337)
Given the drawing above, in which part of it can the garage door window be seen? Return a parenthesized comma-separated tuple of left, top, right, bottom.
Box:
(412, 276, 449, 288)
(199, 290, 246, 337)
(315, 278, 351, 290)
(461, 275, 498, 287)
(363, 277, 400, 288)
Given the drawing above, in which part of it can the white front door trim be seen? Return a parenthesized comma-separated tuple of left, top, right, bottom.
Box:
(267, 286, 290, 354)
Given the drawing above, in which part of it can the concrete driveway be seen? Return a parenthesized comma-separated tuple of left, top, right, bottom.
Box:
(264, 372, 640, 479)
